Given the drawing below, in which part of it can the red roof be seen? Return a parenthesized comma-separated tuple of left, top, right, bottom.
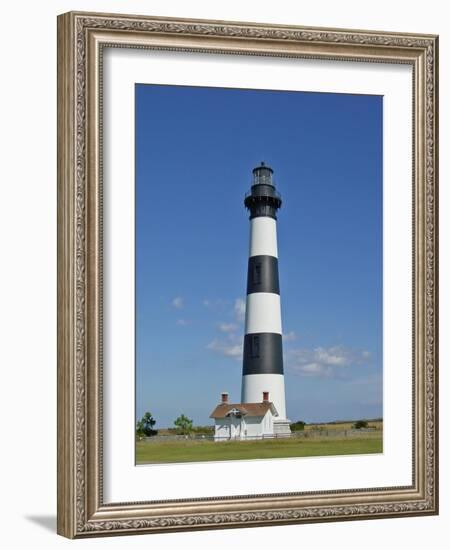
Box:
(209, 402, 278, 419)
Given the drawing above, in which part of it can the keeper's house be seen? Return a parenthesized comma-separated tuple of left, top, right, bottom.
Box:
(209, 392, 279, 441)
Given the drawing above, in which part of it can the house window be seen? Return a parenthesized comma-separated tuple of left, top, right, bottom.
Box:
(251, 335, 260, 358)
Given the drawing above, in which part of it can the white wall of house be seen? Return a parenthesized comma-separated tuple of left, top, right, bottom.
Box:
(214, 416, 243, 440)
(214, 411, 276, 440)
(243, 417, 263, 438)
(214, 419, 228, 440)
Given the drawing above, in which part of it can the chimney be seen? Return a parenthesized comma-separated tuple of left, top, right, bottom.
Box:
(262, 391, 269, 403)
(221, 392, 229, 404)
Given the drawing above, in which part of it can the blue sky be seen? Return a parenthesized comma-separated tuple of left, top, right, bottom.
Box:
(135, 84, 383, 428)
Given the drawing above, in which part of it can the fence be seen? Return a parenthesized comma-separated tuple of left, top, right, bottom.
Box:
(140, 427, 379, 443)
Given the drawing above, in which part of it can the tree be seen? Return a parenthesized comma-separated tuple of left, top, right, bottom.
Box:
(353, 419, 368, 430)
(290, 420, 306, 432)
(136, 411, 157, 438)
(173, 414, 193, 435)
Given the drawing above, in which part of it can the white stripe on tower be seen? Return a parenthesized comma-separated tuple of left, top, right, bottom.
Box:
(241, 375, 287, 420)
(249, 217, 278, 257)
(241, 162, 289, 428)
(245, 293, 282, 335)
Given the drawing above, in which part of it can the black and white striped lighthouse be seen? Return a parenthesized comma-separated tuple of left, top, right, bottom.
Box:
(241, 163, 291, 435)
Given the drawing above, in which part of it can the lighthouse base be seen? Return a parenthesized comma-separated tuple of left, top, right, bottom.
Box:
(273, 419, 292, 437)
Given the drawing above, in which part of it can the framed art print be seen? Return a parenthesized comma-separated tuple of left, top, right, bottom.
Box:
(57, 11, 438, 537)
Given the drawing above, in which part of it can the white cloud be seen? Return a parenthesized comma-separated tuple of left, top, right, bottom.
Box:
(176, 319, 190, 326)
(207, 338, 243, 361)
(172, 296, 184, 309)
(287, 346, 370, 378)
(283, 331, 297, 342)
(218, 322, 238, 333)
(298, 362, 331, 376)
(234, 298, 246, 322)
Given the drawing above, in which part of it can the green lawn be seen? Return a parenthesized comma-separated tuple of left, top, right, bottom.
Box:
(136, 435, 382, 464)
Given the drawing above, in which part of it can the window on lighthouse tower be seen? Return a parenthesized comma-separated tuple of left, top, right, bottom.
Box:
(251, 335, 260, 359)
(253, 262, 262, 285)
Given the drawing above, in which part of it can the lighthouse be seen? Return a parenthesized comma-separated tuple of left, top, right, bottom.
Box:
(209, 162, 291, 440)
(241, 162, 291, 435)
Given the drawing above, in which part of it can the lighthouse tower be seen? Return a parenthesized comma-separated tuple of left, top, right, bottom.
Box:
(241, 163, 291, 435)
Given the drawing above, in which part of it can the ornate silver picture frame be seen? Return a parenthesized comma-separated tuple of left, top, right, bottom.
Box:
(57, 11, 438, 538)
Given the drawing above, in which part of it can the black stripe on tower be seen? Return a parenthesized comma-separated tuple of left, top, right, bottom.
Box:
(243, 333, 284, 375)
(246, 255, 280, 295)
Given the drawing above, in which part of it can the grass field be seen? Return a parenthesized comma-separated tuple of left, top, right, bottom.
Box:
(136, 433, 383, 464)
(304, 420, 383, 432)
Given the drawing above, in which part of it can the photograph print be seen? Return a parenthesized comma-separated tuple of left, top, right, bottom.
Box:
(135, 83, 383, 465)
